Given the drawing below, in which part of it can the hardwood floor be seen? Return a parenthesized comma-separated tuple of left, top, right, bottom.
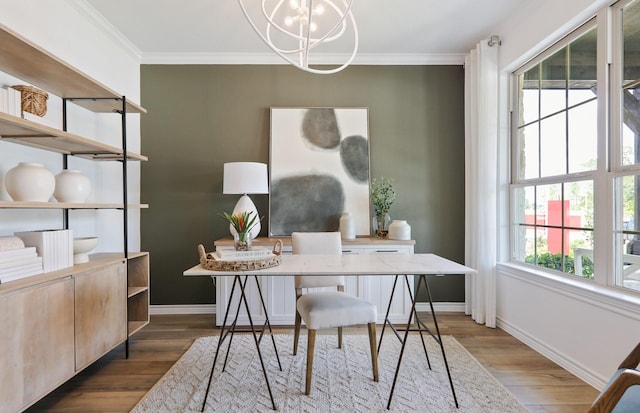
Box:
(26, 313, 599, 412)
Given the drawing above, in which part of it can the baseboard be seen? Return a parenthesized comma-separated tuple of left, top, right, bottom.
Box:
(497, 316, 605, 390)
(150, 304, 216, 315)
(415, 302, 466, 313)
(150, 302, 465, 316)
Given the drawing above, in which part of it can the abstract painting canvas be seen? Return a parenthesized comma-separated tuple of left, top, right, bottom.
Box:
(269, 107, 370, 236)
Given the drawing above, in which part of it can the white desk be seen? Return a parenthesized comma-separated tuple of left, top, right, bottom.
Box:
(184, 253, 476, 411)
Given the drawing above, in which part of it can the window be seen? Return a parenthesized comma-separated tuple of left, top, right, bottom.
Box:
(614, 0, 640, 290)
(511, 0, 640, 293)
(512, 23, 597, 278)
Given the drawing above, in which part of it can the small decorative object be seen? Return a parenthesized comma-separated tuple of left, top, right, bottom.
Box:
(339, 212, 356, 240)
(54, 169, 91, 203)
(4, 162, 55, 202)
(388, 220, 411, 240)
(219, 210, 261, 251)
(370, 176, 396, 238)
(11, 85, 49, 117)
(73, 236, 99, 264)
(198, 239, 283, 271)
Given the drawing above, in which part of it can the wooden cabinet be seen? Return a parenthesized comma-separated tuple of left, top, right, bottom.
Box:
(0, 277, 74, 413)
(74, 260, 127, 370)
(0, 255, 138, 412)
(0, 23, 150, 411)
(127, 252, 150, 336)
(213, 237, 415, 326)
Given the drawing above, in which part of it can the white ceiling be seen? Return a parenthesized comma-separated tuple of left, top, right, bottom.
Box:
(82, 0, 528, 64)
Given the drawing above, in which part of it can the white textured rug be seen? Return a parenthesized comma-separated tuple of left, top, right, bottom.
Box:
(131, 334, 528, 413)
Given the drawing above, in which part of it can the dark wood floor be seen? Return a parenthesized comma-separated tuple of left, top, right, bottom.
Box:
(26, 313, 600, 412)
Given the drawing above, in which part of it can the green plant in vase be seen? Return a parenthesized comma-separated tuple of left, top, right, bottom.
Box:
(219, 210, 260, 250)
(370, 176, 396, 238)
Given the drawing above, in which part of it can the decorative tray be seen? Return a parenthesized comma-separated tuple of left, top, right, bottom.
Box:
(197, 239, 282, 271)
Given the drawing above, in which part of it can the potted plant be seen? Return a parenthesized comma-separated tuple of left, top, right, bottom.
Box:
(370, 176, 396, 238)
(220, 210, 260, 250)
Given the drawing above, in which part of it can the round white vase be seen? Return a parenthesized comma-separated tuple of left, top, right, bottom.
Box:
(388, 220, 411, 240)
(5, 162, 55, 202)
(339, 212, 356, 240)
(54, 169, 91, 203)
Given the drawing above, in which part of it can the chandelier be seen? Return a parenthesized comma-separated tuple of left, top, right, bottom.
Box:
(238, 0, 358, 74)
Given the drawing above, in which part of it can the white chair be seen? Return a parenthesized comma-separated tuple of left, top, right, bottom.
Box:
(291, 231, 379, 395)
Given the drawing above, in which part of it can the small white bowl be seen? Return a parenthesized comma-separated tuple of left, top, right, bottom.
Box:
(73, 237, 99, 264)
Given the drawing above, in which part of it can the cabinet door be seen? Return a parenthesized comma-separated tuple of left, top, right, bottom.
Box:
(74, 261, 127, 370)
(357, 246, 415, 324)
(0, 277, 75, 412)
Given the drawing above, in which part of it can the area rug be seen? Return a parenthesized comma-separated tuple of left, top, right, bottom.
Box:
(131, 334, 528, 413)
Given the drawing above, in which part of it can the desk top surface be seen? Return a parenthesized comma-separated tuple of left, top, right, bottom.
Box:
(183, 253, 475, 276)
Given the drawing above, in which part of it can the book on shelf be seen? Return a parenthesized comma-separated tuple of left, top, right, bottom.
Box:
(14, 229, 73, 272)
(210, 246, 274, 261)
(0, 260, 43, 276)
(0, 255, 41, 270)
(0, 246, 37, 261)
(0, 263, 44, 284)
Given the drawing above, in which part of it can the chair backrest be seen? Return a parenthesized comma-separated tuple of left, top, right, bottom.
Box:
(291, 231, 345, 289)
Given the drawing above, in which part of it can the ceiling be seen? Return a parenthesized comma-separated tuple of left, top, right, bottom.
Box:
(82, 0, 528, 65)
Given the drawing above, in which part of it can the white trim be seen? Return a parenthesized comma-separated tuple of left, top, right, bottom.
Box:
(140, 52, 465, 66)
(415, 302, 466, 313)
(150, 304, 215, 315)
(498, 262, 640, 319)
(68, 0, 142, 61)
(497, 316, 606, 389)
(150, 302, 465, 316)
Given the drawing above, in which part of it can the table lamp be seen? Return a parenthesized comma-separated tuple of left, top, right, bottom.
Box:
(223, 162, 269, 239)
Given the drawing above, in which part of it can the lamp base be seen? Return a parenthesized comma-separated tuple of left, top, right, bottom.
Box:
(230, 194, 261, 239)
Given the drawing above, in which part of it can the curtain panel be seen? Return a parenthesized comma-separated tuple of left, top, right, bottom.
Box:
(464, 39, 499, 328)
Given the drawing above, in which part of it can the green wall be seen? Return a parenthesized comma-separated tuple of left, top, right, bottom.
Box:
(140, 64, 465, 305)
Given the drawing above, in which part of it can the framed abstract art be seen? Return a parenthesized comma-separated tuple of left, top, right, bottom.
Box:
(269, 107, 370, 236)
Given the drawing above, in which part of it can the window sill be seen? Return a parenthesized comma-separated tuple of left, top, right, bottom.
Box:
(497, 262, 640, 318)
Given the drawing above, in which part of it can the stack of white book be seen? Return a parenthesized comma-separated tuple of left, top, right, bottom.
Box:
(0, 87, 22, 117)
(209, 246, 274, 261)
(0, 236, 44, 284)
(14, 229, 73, 273)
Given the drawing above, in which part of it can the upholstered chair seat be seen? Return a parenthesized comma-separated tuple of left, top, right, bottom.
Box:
(296, 291, 377, 330)
(291, 231, 379, 395)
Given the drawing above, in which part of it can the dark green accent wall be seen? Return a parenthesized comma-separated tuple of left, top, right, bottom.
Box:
(140, 64, 465, 305)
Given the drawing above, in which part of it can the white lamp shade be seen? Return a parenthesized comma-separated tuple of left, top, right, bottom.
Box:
(223, 162, 268, 239)
(223, 162, 269, 195)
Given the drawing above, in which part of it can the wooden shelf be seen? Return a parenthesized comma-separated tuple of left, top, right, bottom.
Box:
(0, 112, 147, 161)
(0, 200, 149, 209)
(128, 321, 149, 336)
(0, 23, 145, 114)
(128, 286, 148, 298)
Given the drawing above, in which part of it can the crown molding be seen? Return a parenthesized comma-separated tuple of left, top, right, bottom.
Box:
(67, 0, 142, 61)
(140, 52, 465, 66)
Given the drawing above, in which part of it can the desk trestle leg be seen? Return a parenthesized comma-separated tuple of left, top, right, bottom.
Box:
(385, 274, 458, 410)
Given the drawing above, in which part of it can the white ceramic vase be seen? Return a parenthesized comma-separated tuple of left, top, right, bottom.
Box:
(4, 162, 55, 202)
(54, 169, 91, 203)
(388, 220, 411, 240)
(339, 212, 356, 240)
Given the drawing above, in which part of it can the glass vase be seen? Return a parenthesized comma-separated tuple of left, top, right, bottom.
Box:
(373, 213, 391, 238)
(233, 232, 252, 251)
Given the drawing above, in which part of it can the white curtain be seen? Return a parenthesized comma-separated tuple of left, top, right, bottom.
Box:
(464, 38, 499, 328)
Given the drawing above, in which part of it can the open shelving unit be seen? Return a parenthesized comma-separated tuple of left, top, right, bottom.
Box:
(0, 22, 150, 411)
